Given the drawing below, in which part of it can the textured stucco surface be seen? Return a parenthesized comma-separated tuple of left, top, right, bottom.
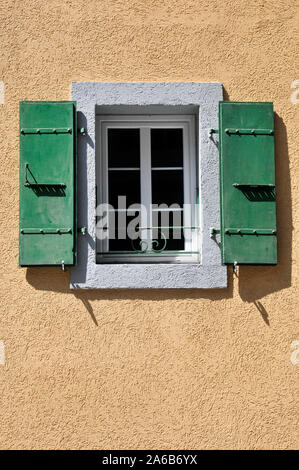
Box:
(71, 81, 227, 289)
(0, 0, 298, 449)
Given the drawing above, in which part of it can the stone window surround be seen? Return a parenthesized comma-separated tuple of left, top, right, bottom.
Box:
(70, 82, 227, 289)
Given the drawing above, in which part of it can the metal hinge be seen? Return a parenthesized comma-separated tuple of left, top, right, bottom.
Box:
(210, 227, 220, 238)
(20, 228, 72, 234)
(209, 129, 219, 137)
(21, 128, 72, 134)
(225, 228, 276, 235)
(209, 128, 274, 137)
(225, 128, 274, 135)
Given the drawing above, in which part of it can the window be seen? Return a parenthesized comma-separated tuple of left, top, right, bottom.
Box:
(19, 84, 273, 288)
(71, 82, 227, 289)
(96, 115, 199, 263)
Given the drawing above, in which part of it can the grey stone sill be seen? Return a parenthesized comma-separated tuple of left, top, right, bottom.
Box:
(70, 264, 227, 290)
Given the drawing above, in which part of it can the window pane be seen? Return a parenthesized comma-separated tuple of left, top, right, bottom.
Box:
(152, 210, 185, 251)
(108, 213, 141, 252)
(108, 129, 140, 167)
(108, 170, 140, 208)
(156, 231, 185, 251)
(109, 231, 142, 252)
(151, 129, 183, 167)
(151, 170, 184, 207)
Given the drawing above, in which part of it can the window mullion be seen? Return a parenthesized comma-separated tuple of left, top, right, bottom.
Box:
(102, 125, 109, 253)
(140, 127, 152, 251)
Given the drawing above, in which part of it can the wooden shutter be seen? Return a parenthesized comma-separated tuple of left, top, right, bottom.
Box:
(19, 101, 77, 266)
(219, 102, 277, 265)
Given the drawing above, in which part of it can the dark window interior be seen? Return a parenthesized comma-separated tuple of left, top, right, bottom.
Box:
(106, 127, 185, 253)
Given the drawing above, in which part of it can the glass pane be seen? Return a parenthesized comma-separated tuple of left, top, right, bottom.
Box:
(109, 170, 140, 208)
(108, 129, 140, 168)
(151, 129, 183, 167)
(151, 170, 184, 207)
(157, 231, 185, 251)
(109, 231, 142, 252)
(108, 212, 141, 252)
(151, 210, 185, 251)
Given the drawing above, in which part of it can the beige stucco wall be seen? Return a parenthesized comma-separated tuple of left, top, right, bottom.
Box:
(0, 0, 298, 449)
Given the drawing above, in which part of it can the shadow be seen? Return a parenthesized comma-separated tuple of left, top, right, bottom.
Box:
(26, 267, 234, 325)
(25, 102, 234, 328)
(73, 111, 94, 283)
(222, 87, 230, 102)
(24, 89, 291, 326)
(209, 87, 229, 147)
(25, 164, 66, 196)
(26, 266, 234, 300)
(236, 187, 276, 202)
(74, 292, 98, 326)
(238, 113, 292, 302)
(78, 111, 94, 150)
(210, 233, 221, 248)
(83, 231, 96, 250)
(209, 133, 219, 148)
(254, 301, 270, 326)
(30, 184, 66, 197)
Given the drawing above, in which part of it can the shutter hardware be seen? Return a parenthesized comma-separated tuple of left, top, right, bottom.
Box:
(209, 128, 274, 137)
(225, 228, 276, 235)
(25, 163, 66, 189)
(233, 183, 275, 189)
(210, 227, 220, 238)
(20, 228, 72, 234)
(210, 227, 276, 237)
(225, 128, 274, 135)
(21, 128, 72, 134)
(21, 127, 86, 135)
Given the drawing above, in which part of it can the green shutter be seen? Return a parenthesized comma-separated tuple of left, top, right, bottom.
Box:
(19, 101, 77, 266)
(219, 102, 277, 265)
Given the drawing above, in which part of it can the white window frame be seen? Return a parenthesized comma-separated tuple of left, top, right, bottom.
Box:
(70, 82, 227, 289)
(96, 115, 199, 264)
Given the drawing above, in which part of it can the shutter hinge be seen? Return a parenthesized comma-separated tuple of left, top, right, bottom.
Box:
(225, 228, 276, 235)
(21, 128, 72, 134)
(225, 128, 274, 135)
(209, 129, 219, 137)
(78, 227, 87, 235)
(210, 227, 220, 238)
(20, 228, 72, 234)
